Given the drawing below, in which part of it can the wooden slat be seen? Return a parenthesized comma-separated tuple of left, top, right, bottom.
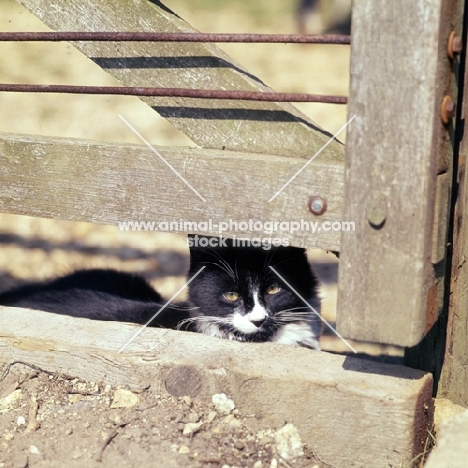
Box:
(0, 306, 434, 468)
(0, 132, 345, 250)
(17, 0, 344, 162)
(337, 0, 457, 346)
(431, 173, 451, 264)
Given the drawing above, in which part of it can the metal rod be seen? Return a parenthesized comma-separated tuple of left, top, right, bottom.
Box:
(0, 31, 351, 45)
(0, 84, 347, 103)
(0, 84, 348, 103)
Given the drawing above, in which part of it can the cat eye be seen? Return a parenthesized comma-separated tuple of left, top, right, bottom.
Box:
(223, 291, 239, 301)
(266, 282, 281, 295)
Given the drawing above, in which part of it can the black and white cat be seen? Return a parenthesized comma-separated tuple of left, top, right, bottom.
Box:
(0, 237, 321, 349)
(183, 237, 321, 349)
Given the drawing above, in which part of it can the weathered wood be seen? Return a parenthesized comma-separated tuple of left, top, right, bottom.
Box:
(0, 132, 345, 250)
(337, 0, 460, 347)
(438, 24, 468, 407)
(17, 0, 344, 162)
(431, 173, 451, 264)
(0, 306, 433, 468)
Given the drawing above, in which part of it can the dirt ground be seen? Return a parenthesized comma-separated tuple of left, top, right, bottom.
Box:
(0, 366, 334, 468)
(0, 1, 404, 467)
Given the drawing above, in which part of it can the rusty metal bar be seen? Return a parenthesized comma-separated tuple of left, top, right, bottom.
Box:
(0, 84, 348, 103)
(0, 32, 351, 45)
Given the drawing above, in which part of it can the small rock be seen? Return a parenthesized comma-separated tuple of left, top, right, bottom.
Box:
(0, 390, 23, 413)
(188, 412, 200, 423)
(16, 416, 26, 426)
(206, 411, 217, 423)
(174, 411, 185, 423)
(183, 422, 203, 436)
(108, 413, 122, 425)
(253, 461, 263, 468)
(110, 388, 140, 409)
(259, 435, 273, 446)
(245, 441, 257, 454)
(12, 454, 28, 468)
(274, 424, 304, 460)
(68, 394, 83, 404)
(179, 445, 190, 454)
(234, 440, 245, 450)
(71, 449, 84, 460)
(182, 396, 192, 407)
(270, 459, 277, 468)
(222, 414, 242, 428)
(212, 393, 235, 415)
(29, 445, 40, 455)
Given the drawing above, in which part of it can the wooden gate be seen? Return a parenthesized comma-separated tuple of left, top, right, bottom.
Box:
(1, 0, 467, 466)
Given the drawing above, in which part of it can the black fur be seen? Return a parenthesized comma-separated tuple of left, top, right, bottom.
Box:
(0, 238, 321, 348)
(183, 237, 321, 348)
(0, 269, 190, 329)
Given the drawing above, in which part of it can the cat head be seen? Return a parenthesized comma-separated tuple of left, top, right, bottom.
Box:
(182, 236, 321, 349)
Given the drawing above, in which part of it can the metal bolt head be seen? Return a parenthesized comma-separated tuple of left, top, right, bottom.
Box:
(441, 95, 456, 125)
(367, 205, 386, 229)
(447, 31, 462, 59)
(308, 196, 327, 216)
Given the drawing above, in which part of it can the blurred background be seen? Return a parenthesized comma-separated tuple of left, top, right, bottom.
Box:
(0, 0, 399, 357)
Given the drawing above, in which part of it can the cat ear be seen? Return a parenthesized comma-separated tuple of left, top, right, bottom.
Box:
(277, 246, 308, 257)
(188, 235, 235, 263)
(187, 235, 214, 263)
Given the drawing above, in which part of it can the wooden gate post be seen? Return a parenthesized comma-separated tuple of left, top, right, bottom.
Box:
(337, 0, 464, 348)
(437, 13, 468, 407)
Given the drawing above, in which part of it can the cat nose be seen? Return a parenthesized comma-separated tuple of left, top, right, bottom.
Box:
(251, 318, 266, 328)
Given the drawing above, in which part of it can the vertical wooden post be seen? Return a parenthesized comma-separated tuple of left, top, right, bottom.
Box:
(437, 15, 468, 407)
(337, 0, 459, 347)
(404, 0, 467, 397)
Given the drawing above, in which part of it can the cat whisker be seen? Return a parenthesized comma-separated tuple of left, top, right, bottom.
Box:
(233, 250, 251, 279)
(198, 260, 235, 280)
(276, 311, 313, 317)
(204, 249, 236, 279)
(276, 310, 313, 316)
(176, 315, 229, 329)
(276, 316, 321, 325)
(168, 304, 200, 311)
(263, 249, 277, 274)
(276, 306, 311, 313)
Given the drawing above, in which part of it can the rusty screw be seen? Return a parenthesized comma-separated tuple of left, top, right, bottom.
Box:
(447, 31, 463, 59)
(441, 95, 456, 125)
(308, 196, 327, 216)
